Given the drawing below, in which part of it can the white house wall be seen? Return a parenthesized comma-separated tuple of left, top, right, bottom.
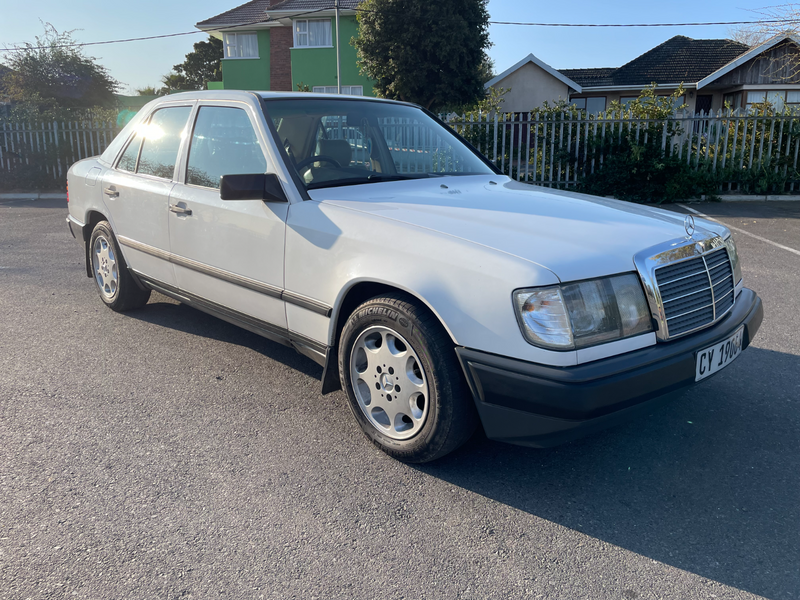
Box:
(492, 62, 572, 113)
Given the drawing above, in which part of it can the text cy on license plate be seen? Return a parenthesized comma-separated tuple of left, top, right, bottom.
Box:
(695, 326, 745, 382)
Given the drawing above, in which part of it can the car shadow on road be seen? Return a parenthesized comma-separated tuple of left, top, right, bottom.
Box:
(417, 346, 799, 600)
(125, 294, 324, 381)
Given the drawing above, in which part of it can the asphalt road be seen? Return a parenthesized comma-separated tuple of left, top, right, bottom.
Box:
(1, 198, 798, 600)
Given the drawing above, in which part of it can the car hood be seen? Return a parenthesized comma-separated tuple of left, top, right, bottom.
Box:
(308, 175, 727, 282)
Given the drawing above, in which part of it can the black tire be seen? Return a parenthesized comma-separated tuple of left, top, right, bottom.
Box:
(89, 221, 151, 312)
(338, 293, 478, 463)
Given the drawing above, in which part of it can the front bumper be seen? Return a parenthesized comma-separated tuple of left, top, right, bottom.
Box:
(457, 287, 763, 448)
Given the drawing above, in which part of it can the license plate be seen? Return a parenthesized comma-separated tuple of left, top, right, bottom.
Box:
(695, 326, 745, 382)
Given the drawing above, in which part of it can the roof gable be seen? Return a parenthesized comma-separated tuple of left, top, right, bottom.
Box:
(485, 53, 582, 93)
(697, 33, 800, 88)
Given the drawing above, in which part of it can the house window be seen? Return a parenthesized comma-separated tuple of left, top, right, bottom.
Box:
(620, 97, 637, 107)
(723, 92, 742, 110)
(746, 91, 787, 111)
(586, 97, 606, 114)
(294, 19, 333, 48)
(660, 95, 686, 112)
(312, 85, 364, 96)
(223, 33, 258, 59)
(569, 97, 606, 114)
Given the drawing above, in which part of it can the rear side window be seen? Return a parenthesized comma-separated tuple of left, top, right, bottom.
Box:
(135, 106, 192, 179)
(186, 106, 267, 189)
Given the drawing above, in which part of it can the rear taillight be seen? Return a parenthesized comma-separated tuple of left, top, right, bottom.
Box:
(66, 180, 69, 203)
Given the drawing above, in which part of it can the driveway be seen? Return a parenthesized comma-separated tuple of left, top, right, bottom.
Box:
(1, 198, 797, 599)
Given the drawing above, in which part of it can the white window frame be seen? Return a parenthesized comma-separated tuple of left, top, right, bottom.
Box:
(293, 19, 333, 48)
(223, 32, 259, 59)
(312, 85, 364, 96)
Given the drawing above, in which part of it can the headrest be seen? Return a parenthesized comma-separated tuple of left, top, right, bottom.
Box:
(318, 139, 352, 167)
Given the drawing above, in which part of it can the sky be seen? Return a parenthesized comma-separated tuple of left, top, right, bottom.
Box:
(0, 0, 769, 94)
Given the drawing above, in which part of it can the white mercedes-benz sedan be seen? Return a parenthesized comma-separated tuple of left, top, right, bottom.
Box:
(66, 91, 763, 462)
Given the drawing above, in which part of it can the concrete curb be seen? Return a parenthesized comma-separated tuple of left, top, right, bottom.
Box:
(715, 195, 800, 202)
(0, 193, 67, 200)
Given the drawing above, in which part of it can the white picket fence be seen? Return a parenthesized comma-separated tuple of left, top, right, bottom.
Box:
(4, 110, 800, 193)
(0, 121, 120, 181)
(444, 109, 800, 191)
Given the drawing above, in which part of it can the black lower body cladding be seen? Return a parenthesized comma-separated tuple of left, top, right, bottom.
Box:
(457, 288, 763, 448)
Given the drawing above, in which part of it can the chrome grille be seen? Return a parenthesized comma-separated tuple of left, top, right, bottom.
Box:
(655, 247, 735, 338)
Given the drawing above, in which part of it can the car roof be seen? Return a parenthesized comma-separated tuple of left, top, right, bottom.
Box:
(156, 90, 416, 107)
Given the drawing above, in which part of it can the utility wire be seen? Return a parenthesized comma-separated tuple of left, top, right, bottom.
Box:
(489, 19, 794, 27)
(0, 7, 331, 52)
(0, 11, 794, 53)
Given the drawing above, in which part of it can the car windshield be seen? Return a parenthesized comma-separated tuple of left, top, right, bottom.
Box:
(262, 97, 494, 190)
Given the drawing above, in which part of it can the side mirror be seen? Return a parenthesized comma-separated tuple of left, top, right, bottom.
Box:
(219, 173, 288, 203)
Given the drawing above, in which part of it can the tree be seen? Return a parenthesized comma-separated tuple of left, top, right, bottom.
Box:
(354, 0, 491, 112)
(728, 5, 800, 46)
(1, 23, 119, 109)
(135, 86, 162, 96)
(172, 36, 223, 90)
(159, 72, 192, 94)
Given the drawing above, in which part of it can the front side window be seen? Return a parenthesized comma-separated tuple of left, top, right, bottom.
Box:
(136, 106, 192, 180)
(294, 19, 332, 47)
(265, 98, 494, 190)
(186, 106, 267, 189)
(224, 32, 258, 58)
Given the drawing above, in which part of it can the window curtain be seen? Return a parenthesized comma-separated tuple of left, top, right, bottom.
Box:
(308, 20, 332, 47)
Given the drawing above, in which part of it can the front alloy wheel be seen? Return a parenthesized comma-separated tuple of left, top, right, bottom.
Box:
(339, 293, 478, 463)
(350, 325, 430, 440)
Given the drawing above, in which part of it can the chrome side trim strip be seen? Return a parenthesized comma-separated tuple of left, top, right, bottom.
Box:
(118, 235, 332, 316)
(282, 290, 333, 317)
(119, 235, 171, 261)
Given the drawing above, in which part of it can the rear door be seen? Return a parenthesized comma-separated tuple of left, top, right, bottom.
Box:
(167, 101, 288, 329)
(102, 104, 194, 286)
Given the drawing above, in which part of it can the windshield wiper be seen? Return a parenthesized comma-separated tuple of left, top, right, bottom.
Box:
(307, 174, 424, 190)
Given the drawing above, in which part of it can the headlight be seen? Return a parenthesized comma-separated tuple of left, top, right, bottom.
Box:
(513, 273, 653, 350)
(723, 233, 742, 285)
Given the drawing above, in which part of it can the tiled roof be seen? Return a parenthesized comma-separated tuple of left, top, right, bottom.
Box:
(197, 0, 361, 29)
(558, 67, 616, 87)
(558, 36, 751, 88)
(270, 0, 361, 9)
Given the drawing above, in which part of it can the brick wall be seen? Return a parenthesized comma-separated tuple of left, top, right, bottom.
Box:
(270, 27, 293, 91)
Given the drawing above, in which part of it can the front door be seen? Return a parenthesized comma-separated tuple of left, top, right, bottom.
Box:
(695, 95, 713, 115)
(167, 103, 288, 329)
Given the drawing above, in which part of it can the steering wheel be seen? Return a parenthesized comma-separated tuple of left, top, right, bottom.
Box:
(295, 155, 342, 171)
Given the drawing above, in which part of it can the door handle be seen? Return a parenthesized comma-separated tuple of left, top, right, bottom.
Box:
(169, 204, 192, 216)
(104, 187, 119, 198)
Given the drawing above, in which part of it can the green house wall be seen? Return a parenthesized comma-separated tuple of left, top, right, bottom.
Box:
(290, 16, 374, 96)
(217, 18, 374, 94)
(220, 29, 271, 90)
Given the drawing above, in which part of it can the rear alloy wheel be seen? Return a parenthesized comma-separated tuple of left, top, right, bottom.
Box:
(339, 293, 477, 463)
(89, 221, 151, 312)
